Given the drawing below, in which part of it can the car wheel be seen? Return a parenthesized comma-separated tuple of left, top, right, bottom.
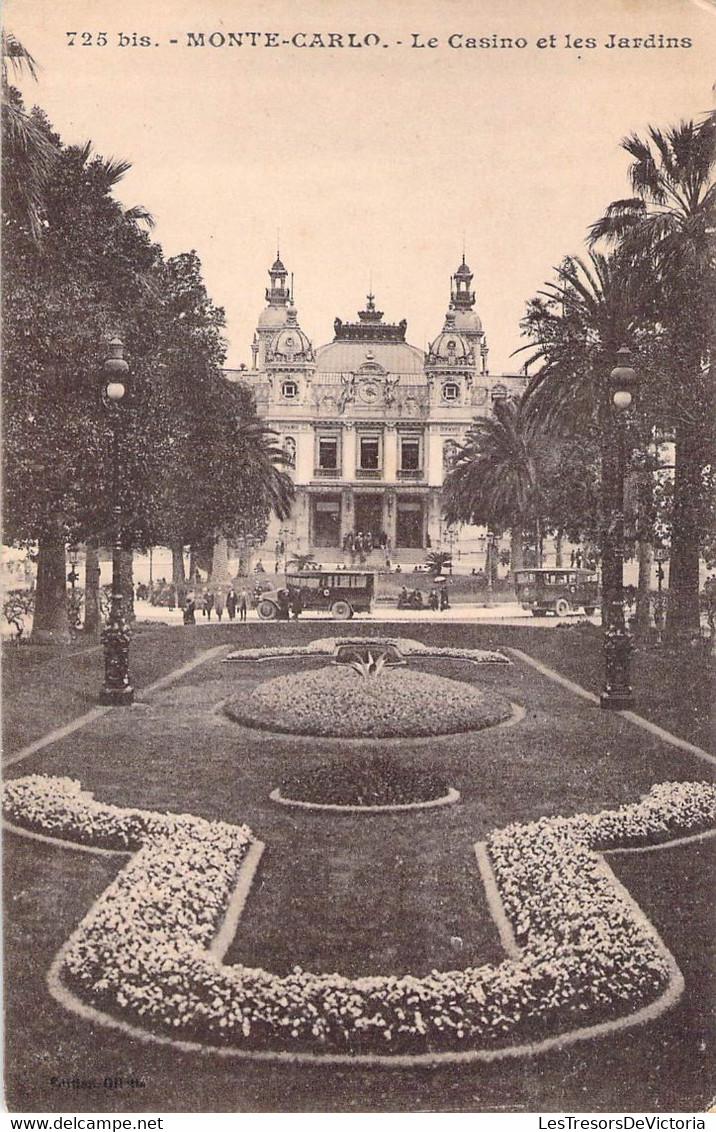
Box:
(555, 598, 571, 617)
(583, 607, 596, 616)
(257, 600, 278, 621)
(331, 600, 352, 620)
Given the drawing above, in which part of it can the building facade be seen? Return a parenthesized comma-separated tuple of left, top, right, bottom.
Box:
(226, 254, 526, 564)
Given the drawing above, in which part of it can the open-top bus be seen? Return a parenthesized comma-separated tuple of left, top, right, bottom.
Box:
(514, 568, 600, 617)
(256, 570, 375, 621)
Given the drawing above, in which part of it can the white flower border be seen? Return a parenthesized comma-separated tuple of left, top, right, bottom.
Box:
(3, 776, 715, 1060)
(224, 636, 510, 665)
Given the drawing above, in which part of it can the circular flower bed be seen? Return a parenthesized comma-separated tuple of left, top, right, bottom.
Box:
(275, 754, 454, 808)
(225, 665, 513, 738)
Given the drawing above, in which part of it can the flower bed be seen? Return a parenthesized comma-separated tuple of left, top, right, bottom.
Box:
(224, 665, 513, 738)
(4, 775, 715, 1057)
(224, 637, 509, 665)
(277, 754, 452, 807)
(1, 774, 253, 852)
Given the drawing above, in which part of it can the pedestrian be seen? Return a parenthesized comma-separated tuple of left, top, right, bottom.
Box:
(439, 584, 450, 611)
(238, 587, 249, 622)
(226, 587, 237, 621)
(203, 590, 215, 619)
(575, 549, 583, 568)
(168, 584, 176, 611)
(215, 591, 224, 621)
(428, 588, 439, 611)
(277, 588, 290, 621)
(182, 595, 196, 625)
(289, 586, 303, 621)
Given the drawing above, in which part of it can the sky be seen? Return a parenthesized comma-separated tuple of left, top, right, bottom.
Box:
(4, 0, 714, 374)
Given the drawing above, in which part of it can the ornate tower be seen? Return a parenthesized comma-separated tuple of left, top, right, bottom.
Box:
(450, 256, 489, 375)
(253, 251, 292, 370)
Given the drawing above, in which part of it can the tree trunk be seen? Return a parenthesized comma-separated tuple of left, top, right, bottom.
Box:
(31, 517, 71, 643)
(554, 529, 563, 568)
(120, 549, 135, 622)
(535, 518, 543, 569)
(209, 534, 231, 617)
(189, 546, 199, 588)
(509, 528, 524, 574)
(83, 539, 102, 638)
(665, 421, 702, 641)
(209, 535, 231, 590)
(172, 543, 187, 607)
(634, 538, 653, 640)
(633, 465, 655, 641)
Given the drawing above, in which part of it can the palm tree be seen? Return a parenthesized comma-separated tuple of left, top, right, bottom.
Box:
(519, 251, 658, 630)
(2, 31, 58, 240)
(230, 417, 294, 525)
(442, 398, 542, 572)
(588, 118, 716, 638)
(519, 251, 641, 430)
(426, 550, 453, 576)
(287, 552, 316, 572)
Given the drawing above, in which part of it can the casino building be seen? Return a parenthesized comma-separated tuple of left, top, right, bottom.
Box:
(226, 253, 526, 565)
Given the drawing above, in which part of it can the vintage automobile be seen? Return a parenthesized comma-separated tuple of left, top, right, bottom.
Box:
(514, 568, 600, 617)
(255, 570, 375, 621)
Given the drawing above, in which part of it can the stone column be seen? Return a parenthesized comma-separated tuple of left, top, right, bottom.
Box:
(340, 488, 354, 543)
(427, 489, 442, 548)
(296, 429, 313, 483)
(383, 424, 398, 482)
(427, 426, 444, 487)
(342, 422, 356, 480)
(385, 488, 397, 550)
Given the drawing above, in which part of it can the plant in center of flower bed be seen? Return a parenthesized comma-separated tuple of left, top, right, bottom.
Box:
(3, 775, 715, 1058)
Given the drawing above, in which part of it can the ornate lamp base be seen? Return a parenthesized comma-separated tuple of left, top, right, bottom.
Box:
(99, 684, 135, 706)
(600, 688, 634, 711)
(600, 625, 634, 711)
(100, 616, 134, 707)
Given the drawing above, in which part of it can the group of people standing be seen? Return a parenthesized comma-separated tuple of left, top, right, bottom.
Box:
(182, 585, 249, 625)
(398, 585, 450, 612)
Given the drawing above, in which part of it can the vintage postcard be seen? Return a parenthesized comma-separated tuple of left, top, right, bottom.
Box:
(2, 0, 714, 1120)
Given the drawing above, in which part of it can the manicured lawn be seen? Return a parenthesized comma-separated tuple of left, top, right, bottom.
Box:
(3, 623, 714, 1111)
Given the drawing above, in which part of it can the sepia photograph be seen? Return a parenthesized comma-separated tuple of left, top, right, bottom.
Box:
(2, 0, 714, 1119)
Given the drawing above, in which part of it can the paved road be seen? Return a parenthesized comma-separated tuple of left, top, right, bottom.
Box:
(135, 599, 600, 628)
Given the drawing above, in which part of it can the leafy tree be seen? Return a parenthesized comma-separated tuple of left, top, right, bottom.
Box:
(2, 101, 166, 640)
(588, 118, 716, 638)
(148, 254, 293, 601)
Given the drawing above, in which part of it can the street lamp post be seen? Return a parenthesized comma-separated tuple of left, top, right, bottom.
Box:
(99, 338, 134, 706)
(600, 346, 638, 711)
(445, 526, 457, 575)
(279, 524, 291, 573)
